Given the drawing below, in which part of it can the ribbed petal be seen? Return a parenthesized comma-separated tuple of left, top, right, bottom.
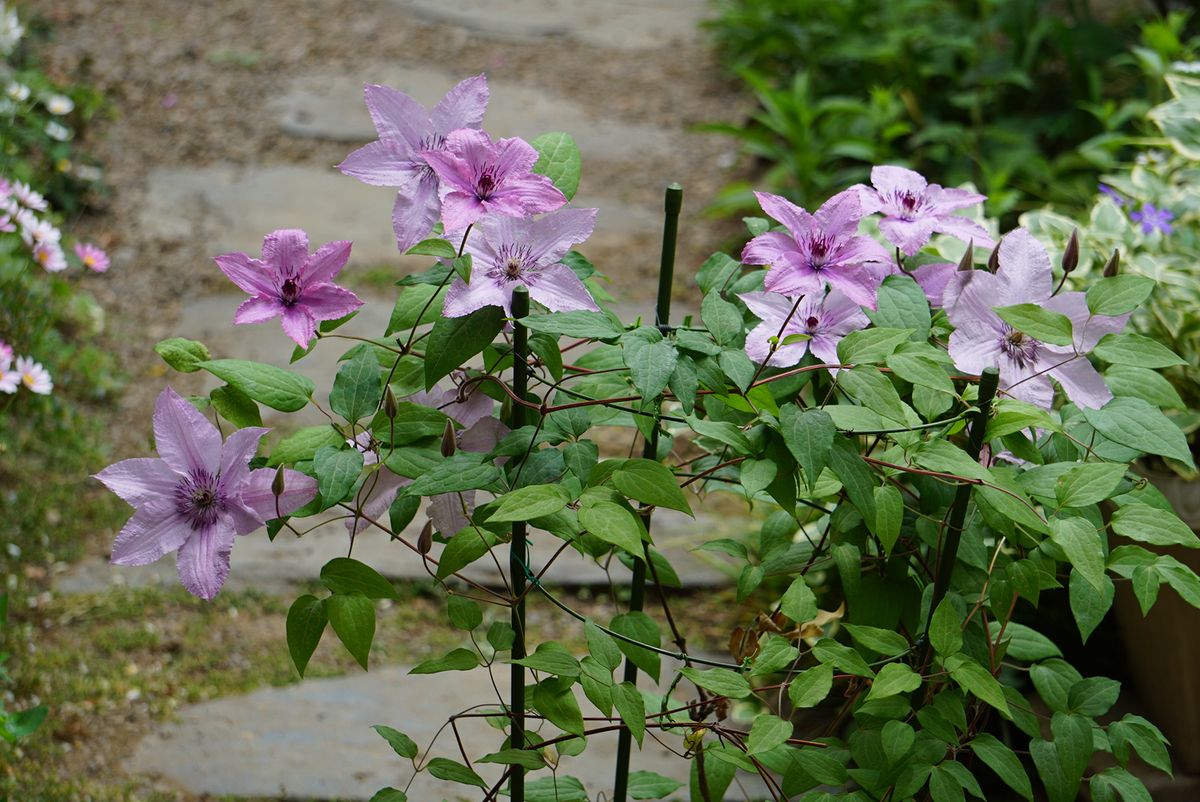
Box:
(754, 192, 814, 240)
(460, 416, 506, 452)
(233, 295, 283, 325)
(216, 426, 269, 496)
(525, 207, 597, 264)
(241, 468, 318, 519)
(870, 165, 927, 197)
(738, 290, 796, 323)
(428, 491, 474, 536)
(489, 136, 540, 181)
(879, 217, 937, 256)
(363, 83, 429, 149)
(94, 457, 179, 507)
(1042, 292, 1130, 353)
(280, 305, 317, 348)
(996, 228, 1052, 305)
(154, 386, 222, 476)
(439, 190, 488, 232)
(528, 264, 599, 313)
(300, 283, 363, 322)
(943, 270, 1002, 329)
(1001, 368, 1054, 411)
(214, 252, 274, 294)
(824, 265, 882, 310)
(443, 275, 508, 317)
(948, 320, 1004, 374)
(763, 259, 822, 297)
(913, 262, 957, 308)
(422, 147, 474, 194)
(744, 318, 808, 367)
(931, 214, 994, 250)
(110, 501, 191, 566)
(482, 191, 537, 221)
(821, 289, 871, 335)
(392, 180, 441, 253)
(850, 183, 884, 215)
(926, 185, 987, 213)
(346, 468, 409, 535)
(1050, 357, 1113, 410)
(228, 500, 266, 537)
(431, 73, 489, 133)
(833, 235, 891, 267)
(502, 173, 566, 217)
(808, 334, 842, 369)
(813, 190, 864, 238)
(176, 519, 236, 601)
(337, 139, 413, 186)
(741, 231, 799, 267)
(263, 229, 310, 279)
(301, 240, 352, 285)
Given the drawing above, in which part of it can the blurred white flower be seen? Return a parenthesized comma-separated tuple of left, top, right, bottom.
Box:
(45, 120, 71, 141)
(44, 94, 74, 116)
(0, 3, 24, 57)
(1170, 61, 1200, 75)
(5, 81, 29, 101)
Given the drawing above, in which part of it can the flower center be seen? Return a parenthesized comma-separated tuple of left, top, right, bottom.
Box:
(476, 170, 497, 200)
(174, 470, 224, 530)
(805, 315, 819, 331)
(808, 235, 835, 269)
(1000, 326, 1041, 369)
(894, 190, 924, 220)
(280, 278, 301, 306)
(490, 243, 534, 283)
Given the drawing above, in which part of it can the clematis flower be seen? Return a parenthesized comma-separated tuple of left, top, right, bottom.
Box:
(853, 165, 994, 256)
(215, 229, 363, 348)
(338, 75, 489, 252)
(421, 129, 566, 232)
(95, 387, 317, 600)
(943, 229, 1129, 410)
(14, 355, 51, 394)
(1130, 203, 1174, 236)
(739, 288, 869, 369)
(442, 207, 598, 317)
(741, 190, 890, 309)
(74, 242, 110, 272)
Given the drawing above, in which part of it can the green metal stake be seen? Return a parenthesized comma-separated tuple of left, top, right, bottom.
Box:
(510, 286, 530, 802)
(613, 184, 682, 802)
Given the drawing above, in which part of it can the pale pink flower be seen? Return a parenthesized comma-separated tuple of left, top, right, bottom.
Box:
(74, 242, 110, 272)
(33, 241, 67, 272)
(11, 180, 47, 211)
(19, 214, 60, 247)
(15, 356, 52, 395)
(853, 165, 994, 256)
(739, 289, 869, 369)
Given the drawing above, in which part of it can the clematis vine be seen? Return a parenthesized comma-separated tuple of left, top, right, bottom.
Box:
(739, 288, 869, 369)
(741, 190, 890, 309)
(421, 129, 566, 232)
(215, 229, 363, 348)
(443, 207, 599, 317)
(95, 387, 317, 600)
(338, 75, 489, 253)
(944, 228, 1129, 410)
(854, 165, 994, 256)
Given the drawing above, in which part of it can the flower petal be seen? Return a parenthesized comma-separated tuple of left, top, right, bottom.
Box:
(930, 213, 995, 250)
(947, 320, 1004, 374)
(176, 520, 236, 601)
(460, 416, 507, 452)
(337, 139, 413, 186)
(527, 264, 599, 313)
(214, 252, 274, 295)
(879, 217, 937, 256)
(926, 185, 987, 213)
(217, 426, 269, 496)
(233, 295, 283, 325)
(870, 165, 928, 197)
(813, 189, 864, 238)
(754, 192, 814, 240)
(1049, 357, 1113, 410)
(94, 458, 179, 507)
(280, 305, 317, 348)
(763, 260, 823, 297)
(110, 501, 191, 566)
(443, 274, 509, 318)
(241, 468, 318, 519)
(263, 229, 310, 278)
(154, 386, 222, 476)
(737, 290, 796, 323)
(299, 283, 364, 322)
(346, 469, 409, 535)
(820, 289, 871, 335)
(525, 208, 597, 265)
(995, 228, 1052, 305)
(439, 190, 488, 232)
(744, 318, 808, 367)
(824, 264, 882, 310)
(392, 179, 441, 253)
(428, 491, 474, 536)
(430, 73, 489, 134)
(741, 231, 799, 267)
(913, 262, 957, 308)
(943, 269, 1002, 329)
(363, 83, 429, 149)
(1042, 292, 1130, 353)
(301, 240, 352, 285)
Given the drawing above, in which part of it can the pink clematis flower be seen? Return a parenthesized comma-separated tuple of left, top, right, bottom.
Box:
(74, 242, 110, 272)
(95, 387, 317, 600)
(944, 229, 1129, 410)
(742, 190, 891, 309)
(338, 75, 489, 252)
(215, 229, 363, 348)
(421, 129, 566, 232)
(443, 207, 598, 317)
(739, 289, 869, 369)
(854, 165, 994, 256)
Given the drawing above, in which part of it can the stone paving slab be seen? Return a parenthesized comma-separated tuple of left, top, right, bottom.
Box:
(390, 0, 710, 50)
(272, 66, 675, 160)
(127, 660, 770, 801)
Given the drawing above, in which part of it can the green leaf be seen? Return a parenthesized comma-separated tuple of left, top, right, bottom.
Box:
(624, 338, 678, 399)
(513, 642, 582, 677)
(780, 406, 835, 491)
(1068, 676, 1120, 716)
(585, 620, 622, 671)
(886, 352, 955, 396)
(610, 611, 661, 681)
(812, 639, 874, 678)
(405, 453, 501, 497)
(945, 654, 1010, 715)
(970, 733, 1034, 801)
(1091, 767, 1153, 802)
(579, 501, 645, 558)
(837, 327, 914, 363)
(368, 787, 407, 802)
(1105, 366, 1186, 410)
(1031, 659, 1083, 713)
(531, 131, 581, 200)
(209, 384, 262, 428)
(873, 485, 904, 556)
(929, 764, 966, 802)
(155, 337, 211, 373)
(424, 306, 505, 390)
(627, 770, 683, 800)
(487, 621, 516, 652)
(314, 445, 364, 506)
(525, 776, 588, 802)
(330, 347, 383, 423)
(993, 303, 1074, 346)
(749, 634, 800, 677)
(1093, 333, 1187, 368)
(491, 484, 571, 523)
(372, 725, 418, 760)
(327, 593, 376, 670)
(987, 621, 1061, 661)
(868, 275, 931, 340)
(522, 310, 623, 339)
(717, 347, 756, 392)
(612, 681, 646, 747)
(1069, 569, 1114, 642)
(1111, 502, 1199, 548)
(679, 667, 751, 699)
(426, 757, 487, 789)
(199, 359, 314, 412)
(696, 251, 742, 295)
(788, 664, 834, 708)
(285, 594, 327, 677)
(781, 577, 817, 623)
(1109, 715, 1173, 776)
(478, 748, 546, 770)
(746, 713, 792, 755)
(267, 425, 342, 466)
(844, 624, 909, 656)
(837, 366, 907, 424)
(685, 415, 753, 455)
(320, 557, 398, 599)
(1082, 397, 1194, 469)
(409, 647, 479, 674)
(1054, 463, 1126, 508)
(404, 238, 457, 259)
(1086, 275, 1156, 316)
(532, 677, 585, 736)
(451, 252, 472, 283)
(1049, 516, 1107, 592)
(701, 292, 744, 346)
(446, 596, 482, 630)
(612, 459, 691, 514)
(881, 719, 915, 765)
(866, 663, 922, 700)
(929, 598, 963, 656)
(829, 435, 877, 523)
(436, 528, 498, 580)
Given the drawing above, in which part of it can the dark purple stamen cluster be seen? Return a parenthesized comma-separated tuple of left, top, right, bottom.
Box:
(174, 469, 224, 530)
(280, 278, 301, 306)
(491, 243, 533, 282)
(1001, 326, 1040, 369)
(476, 170, 497, 200)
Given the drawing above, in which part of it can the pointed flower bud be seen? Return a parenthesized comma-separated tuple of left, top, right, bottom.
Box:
(440, 418, 457, 457)
(1062, 229, 1080, 274)
(417, 520, 434, 554)
(986, 242, 1001, 272)
(384, 385, 398, 419)
(957, 240, 974, 272)
(271, 465, 286, 497)
(1103, 249, 1120, 278)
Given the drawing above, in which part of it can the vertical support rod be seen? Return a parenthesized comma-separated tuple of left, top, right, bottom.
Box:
(925, 367, 1000, 637)
(613, 183, 682, 802)
(509, 286, 530, 802)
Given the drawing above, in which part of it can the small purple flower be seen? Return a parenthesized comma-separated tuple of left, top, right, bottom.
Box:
(739, 288, 869, 369)
(1129, 203, 1174, 236)
(95, 387, 317, 600)
(338, 75, 489, 252)
(215, 229, 363, 348)
(421, 129, 566, 233)
(943, 229, 1129, 410)
(741, 190, 891, 309)
(853, 165, 994, 256)
(443, 207, 598, 317)
(1098, 184, 1124, 207)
